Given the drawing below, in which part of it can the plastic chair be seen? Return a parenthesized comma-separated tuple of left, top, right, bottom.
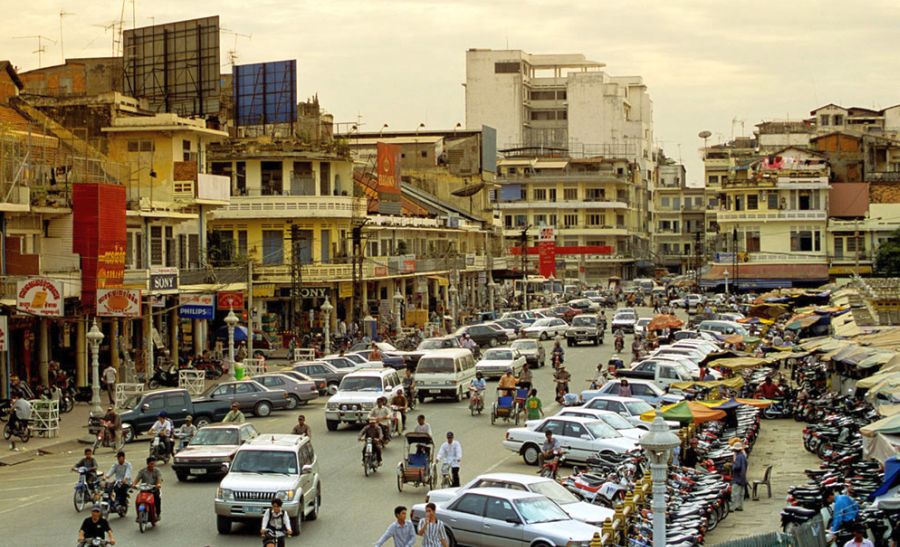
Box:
(752, 465, 773, 500)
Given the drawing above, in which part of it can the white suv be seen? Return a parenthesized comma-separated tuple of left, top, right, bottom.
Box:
(324, 368, 402, 431)
(215, 434, 321, 535)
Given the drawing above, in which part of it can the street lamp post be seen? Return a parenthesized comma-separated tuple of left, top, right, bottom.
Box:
(724, 270, 729, 295)
(488, 282, 498, 316)
(321, 297, 334, 354)
(448, 285, 458, 331)
(86, 319, 105, 414)
(224, 308, 239, 381)
(393, 289, 403, 335)
(640, 414, 681, 547)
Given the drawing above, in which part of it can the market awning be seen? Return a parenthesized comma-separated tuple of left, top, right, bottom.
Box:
(670, 376, 746, 391)
(706, 357, 767, 371)
(641, 401, 727, 424)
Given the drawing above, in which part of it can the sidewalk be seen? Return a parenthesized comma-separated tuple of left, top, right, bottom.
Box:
(706, 418, 821, 544)
(0, 402, 95, 466)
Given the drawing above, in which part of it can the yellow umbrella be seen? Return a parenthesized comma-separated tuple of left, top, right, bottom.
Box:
(670, 376, 745, 391)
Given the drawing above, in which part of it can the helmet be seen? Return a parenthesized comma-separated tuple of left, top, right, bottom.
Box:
(158, 411, 168, 418)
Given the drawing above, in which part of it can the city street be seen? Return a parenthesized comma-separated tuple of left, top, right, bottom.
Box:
(2, 318, 636, 546)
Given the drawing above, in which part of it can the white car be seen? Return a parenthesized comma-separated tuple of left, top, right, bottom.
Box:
(611, 311, 638, 333)
(634, 317, 651, 337)
(475, 348, 526, 379)
(651, 346, 706, 365)
(502, 415, 639, 465)
(553, 408, 645, 440)
(485, 321, 518, 341)
(672, 339, 720, 354)
(581, 379, 684, 406)
(581, 396, 657, 429)
(424, 472, 615, 527)
(672, 293, 705, 308)
(521, 317, 568, 340)
(511, 338, 546, 368)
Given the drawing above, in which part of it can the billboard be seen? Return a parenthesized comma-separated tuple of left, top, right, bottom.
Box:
(179, 294, 215, 320)
(97, 289, 142, 318)
(73, 183, 127, 313)
(233, 60, 297, 126)
(376, 142, 402, 215)
(123, 16, 221, 116)
(481, 125, 497, 173)
(217, 291, 244, 310)
(17, 278, 64, 317)
(150, 268, 179, 292)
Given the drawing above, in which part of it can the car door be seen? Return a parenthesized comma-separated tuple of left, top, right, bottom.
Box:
(481, 495, 525, 546)
(233, 382, 259, 409)
(445, 493, 488, 545)
(165, 392, 190, 425)
(210, 383, 235, 405)
(562, 421, 594, 462)
(586, 398, 608, 411)
(239, 424, 258, 444)
(629, 384, 656, 404)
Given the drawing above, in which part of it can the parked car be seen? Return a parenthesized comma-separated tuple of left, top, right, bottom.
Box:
(545, 305, 582, 322)
(116, 388, 231, 443)
(672, 293, 705, 309)
(510, 338, 545, 368)
(410, 488, 605, 546)
(214, 434, 321, 534)
(581, 379, 683, 406)
(416, 336, 463, 351)
(521, 317, 568, 340)
(500, 310, 545, 326)
(634, 317, 651, 337)
(254, 373, 319, 408)
(697, 320, 748, 337)
(485, 321, 518, 341)
(324, 368, 403, 431)
(454, 323, 508, 348)
(475, 348, 526, 379)
(611, 311, 638, 333)
(423, 473, 614, 526)
(581, 396, 658, 429)
(292, 361, 349, 395)
(502, 415, 639, 465)
(672, 330, 719, 342)
(554, 408, 645, 440)
(172, 423, 258, 481)
(277, 370, 328, 396)
(320, 355, 361, 371)
(614, 359, 693, 390)
(565, 314, 602, 346)
(199, 380, 292, 417)
(492, 317, 524, 335)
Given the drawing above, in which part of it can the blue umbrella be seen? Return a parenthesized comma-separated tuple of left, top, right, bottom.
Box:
(214, 324, 249, 342)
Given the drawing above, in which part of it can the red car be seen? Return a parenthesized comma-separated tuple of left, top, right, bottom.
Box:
(547, 305, 582, 322)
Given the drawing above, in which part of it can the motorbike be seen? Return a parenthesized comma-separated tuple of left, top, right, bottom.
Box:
(3, 418, 31, 443)
(362, 437, 379, 476)
(403, 383, 417, 411)
(147, 365, 180, 390)
(263, 527, 288, 547)
(78, 539, 113, 547)
(614, 336, 624, 352)
(539, 449, 566, 479)
(192, 359, 224, 380)
(134, 483, 158, 532)
(468, 387, 484, 415)
(92, 420, 122, 452)
(148, 434, 170, 464)
(73, 467, 102, 512)
(100, 479, 129, 518)
(761, 398, 794, 420)
(390, 405, 405, 435)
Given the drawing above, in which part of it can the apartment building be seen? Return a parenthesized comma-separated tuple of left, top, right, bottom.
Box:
(651, 161, 706, 274)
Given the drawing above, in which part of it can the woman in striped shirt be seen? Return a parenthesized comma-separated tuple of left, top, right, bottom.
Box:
(417, 502, 449, 547)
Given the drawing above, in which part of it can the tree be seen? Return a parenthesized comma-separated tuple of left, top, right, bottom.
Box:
(874, 228, 900, 276)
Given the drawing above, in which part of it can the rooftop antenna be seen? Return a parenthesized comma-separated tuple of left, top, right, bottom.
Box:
(731, 117, 745, 140)
(13, 35, 56, 68)
(219, 27, 252, 70)
(698, 130, 711, 151)
(59, 10, 76, 62)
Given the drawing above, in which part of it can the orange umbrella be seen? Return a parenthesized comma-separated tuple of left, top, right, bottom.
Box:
(647, 314, 684, 331)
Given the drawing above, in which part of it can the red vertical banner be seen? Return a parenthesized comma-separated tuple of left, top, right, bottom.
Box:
(376, 142, 402, 194)
(73, 183, 127, 313)
(538, 241, 556, 278)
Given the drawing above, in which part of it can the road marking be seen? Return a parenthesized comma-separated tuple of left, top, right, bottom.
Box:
(483, 451, 517, 473)
(0, 494, 52, 514)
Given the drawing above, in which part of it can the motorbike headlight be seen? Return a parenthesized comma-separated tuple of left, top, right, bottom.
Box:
(216, 488, 234, 501)
(275, 489, 295, 501)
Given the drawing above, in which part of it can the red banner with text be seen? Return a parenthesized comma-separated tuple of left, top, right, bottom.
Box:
(73, 184, 127, 313)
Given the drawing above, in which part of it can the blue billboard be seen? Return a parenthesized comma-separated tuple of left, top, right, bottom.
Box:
(233, 60, 298, 126)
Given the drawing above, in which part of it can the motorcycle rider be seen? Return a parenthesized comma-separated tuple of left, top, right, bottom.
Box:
(614, 328, 625, 352)
(553, 365, 571, 403)
(539, 430, 562, 469)
(469, 372, 486, 410)
(133, 456, 163, 521)
(598, 310, 607, 332)
(401, 367, 416, 403)
(7, 393, 32, 437)
(461, 334, 479, 357)
(369, 397, 392, 442)
(72, 447, 101, 489)
(105, 451, 132, 511)
(551, 341, 565, 365)
(261, 497, 293, 546)
(358, 417, 384, 466)
(147, 412, 174, 457)
(100, 406, 121, 447)
(175, 415, 197, 451)
(390, 389, 409, 432)
(631, 335, 643, 362)
(756, 376, 783, 400)
(78, 505, 116, 546)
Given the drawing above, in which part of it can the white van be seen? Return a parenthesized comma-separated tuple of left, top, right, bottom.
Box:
(414, 349, 477, 403)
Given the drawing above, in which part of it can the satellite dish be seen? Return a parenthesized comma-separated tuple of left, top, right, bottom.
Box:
(698, 130, 712, 139)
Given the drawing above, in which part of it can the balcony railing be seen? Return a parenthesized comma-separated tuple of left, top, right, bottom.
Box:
(867, 171, 900, 182)
(214, 195, 366, 219)
(715, 209, 826, 222)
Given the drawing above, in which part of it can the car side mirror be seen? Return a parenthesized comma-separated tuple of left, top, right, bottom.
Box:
(140, 403, 150, 412)
(505, 518, 521, 525)
(301, 464, 314, 475)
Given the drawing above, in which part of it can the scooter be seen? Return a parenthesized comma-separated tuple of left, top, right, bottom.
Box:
(362, 437, 379, 476)
(148, 434, 170, 464)
(539, 449, 566, 480)
(134, 483, 158, 533)
(468, 388, 484, 415)
(100, 479, 130, 518)
(147, 365, 179, 390)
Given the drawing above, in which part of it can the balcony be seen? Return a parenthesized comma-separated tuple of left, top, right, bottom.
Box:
(867, 171, 900, 182)
(496, 200, 627, 210)
(213, 195, 366, 220)
(0, 186, 31, 212)
(715, 209, 826, 222)
(173, 173, 231, 205)
(498, 170, 631, 184)
(255, 263, 363, 284)
(714, 251, 826, 264)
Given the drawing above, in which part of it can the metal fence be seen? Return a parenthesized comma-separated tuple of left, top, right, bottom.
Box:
(712, 515, 827, 547)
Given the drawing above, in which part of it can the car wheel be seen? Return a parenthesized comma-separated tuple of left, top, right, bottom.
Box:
(254, 401, 272, 417)
(285, 395, 300, 410)
(446, 529, 458, 547)
(306, 488, 320, 521)
(194, 416, 211, 429)
(539, 332, 548, 341)
(327, 382, 339, 395)
(121, 424, 134, 444)
(289, 515, 300, 534)
(326, 419, 339, 431)
(522, 444, 540, 466)
(216, 515, 231, 534)
(489, 337, 498, 347)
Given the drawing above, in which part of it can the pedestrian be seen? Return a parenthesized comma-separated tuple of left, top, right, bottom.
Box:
(417, 502, 449, 547)
(102, 363, 118, 405)
(844, 523, 874, 547)
(683, 438, 700, 468)
(437, 432, 462, 487)
(291, 415, 311, 437)
(374, 505, 416, 547)
(730, 441, 748, 512)
(236, 341, 248, 362)
(524, 389, 543, 420)
(221, 402, 246, 423)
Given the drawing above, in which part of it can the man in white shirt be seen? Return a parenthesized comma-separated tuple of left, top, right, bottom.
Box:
(437, 432, 462, 487)
(102, 364, 118, 405)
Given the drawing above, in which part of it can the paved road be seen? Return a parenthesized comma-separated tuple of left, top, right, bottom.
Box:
(1, 310, 648, 546)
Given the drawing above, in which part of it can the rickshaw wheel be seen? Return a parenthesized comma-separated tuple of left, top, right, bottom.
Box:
(490, 403, 497, 425)
(397, 473, 403, 492)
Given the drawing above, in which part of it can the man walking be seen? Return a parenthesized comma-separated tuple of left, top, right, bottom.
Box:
(437, 432, 462, 487)
(524, 389, 543, 420)
(417, 502, 449, 547)
(730, 441, 748, 511)
(102, 363, 118, 405)
(374, 505, 416, 547)
(291, 415, 311, 437)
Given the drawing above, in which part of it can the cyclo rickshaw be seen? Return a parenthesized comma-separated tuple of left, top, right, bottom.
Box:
(490, 387, 521, 426)
(396, 432, 437, 492)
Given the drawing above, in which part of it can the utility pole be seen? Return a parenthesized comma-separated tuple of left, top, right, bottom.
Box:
(247, 260, 254, 357)
(854, 218, 860, 276)
(694, 231, 702, 290)
(351, 222, 366, 325)
(290, 225, 303, 341)
(732, 228, 739, 294)
(520, 226, 528, 311)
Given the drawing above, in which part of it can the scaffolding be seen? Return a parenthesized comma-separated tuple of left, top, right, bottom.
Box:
(178, 370, 206, 396)
(29, 399, 60, 438)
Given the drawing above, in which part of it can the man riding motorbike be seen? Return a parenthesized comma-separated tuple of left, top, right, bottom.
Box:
(539, 431, 563, 475)
(99, 406, 121, 448)
(469, 372, 486, 411)
(369, 397, 392, 442)
(72, 447, 101, 490)
(261, 497, 293, 547)
(402, 368, 416, 405)
(554, 365, 571, 403)
(133, 456, 163, 521)
(175, 416, 197, 451)
(389, 390, 409, 432)
(358, 418, 384, 466)
(7, 393, 32, 437)
(551, 341, 565, 366)
(78, 505, 116, 546)
(147, 412, 174, 458)
(105, 450, 132, 512)
(614, 329, 625, 352)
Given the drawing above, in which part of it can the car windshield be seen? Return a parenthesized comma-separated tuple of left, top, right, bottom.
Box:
(572, 316, 596, 326)
(326, 359, 354, 369)
(418, 339, 451, 350)
(417, 358, 455, 374)
(529, 480, 580, 505)
(512, 340, 537, 350)
(625, 401, 653, 415)
(531, 318, 553, 327)
(614, 313, 635, 320)
(122, 395, 141, 409)
(338, 376, 383, 391)
(230, 450, 298, 474)
(191, 428, 239, 446)
(343, 354, 365, 364)
(637, 319, 651, 326)
(514, 497, 570, 524)
(484, 350, 513, 360)
(599, 413, 633, 429)
(585, 421, 622, 439)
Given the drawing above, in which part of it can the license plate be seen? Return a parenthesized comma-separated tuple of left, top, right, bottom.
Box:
(246, 506, 265, 514)
(429, 389, 441, 394)
(190, 468, 207, 475)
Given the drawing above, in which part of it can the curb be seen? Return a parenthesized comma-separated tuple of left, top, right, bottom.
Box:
(0, 437, 88, 466)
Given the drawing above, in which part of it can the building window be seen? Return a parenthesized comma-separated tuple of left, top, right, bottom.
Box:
(673, 197, 681, 209)
(182, 139, 196, 162)
(530, 90, 557, 101)
(262, 230, 283, 265)
(586, 188, 605, 201)
(494, 61, 521, 74)
(126, 231, 143, 269)
(563, 214, 578, 228)
(548, 214, 557, 227)
(790, 228, 821, 252)
(237, 230, 248, 257)
(514, 214, 527, 227)
(616, 214, 625, 228)
(819, 114, 829, 126)
(534, 214, 547, 226)
(262, 161, 283, 195)
(150, 226, 163, 266)
(746, 230, 760, 252)
(164, 226, 176, 267)
(504, 215, 513, 228)
(767, 192, 778, 210)
(747, 194, 759, 210)
(798, 192, 811, 210)
(661, 197, 669, 208)
(707, 175, 718, 185)
(127, 140, 154, 153)
(587, 214, 603, 226)
(563, 188, 578, 201)
(320, 162, 331, 196)
(548, 189, 557, 202)
(533, 188, 547, 201)
(833, 114, 844, 126)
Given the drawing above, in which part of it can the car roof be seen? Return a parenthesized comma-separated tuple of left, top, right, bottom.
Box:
(585, 395, 646, 404)
(463, 487, 544, 501)
(539, 415, 604, 425)
(343, 368, 396, 378)
(419, 348, 472, 358)
(603, 378, 660, 388)
(195, 423, 246, 430)
(242, 434, 308, 451)
(468, 472, 550, 486)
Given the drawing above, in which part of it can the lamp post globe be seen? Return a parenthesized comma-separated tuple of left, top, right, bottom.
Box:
(640, 414, 681, 547)
(87, 319, 105, 414)
(393, 289, 403, 334)
(448, 285, 458, 330)
(321, 297, 334, 353)
(224, 308, 239, 380)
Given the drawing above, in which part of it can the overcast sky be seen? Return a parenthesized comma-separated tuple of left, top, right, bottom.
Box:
(3, 0, 900, 181)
